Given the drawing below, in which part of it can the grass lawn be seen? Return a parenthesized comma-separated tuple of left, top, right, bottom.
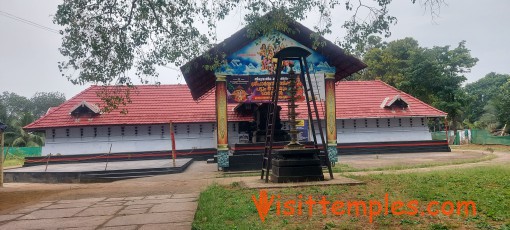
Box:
(193, 166, 510, 230)
(2, 158, 24, 168)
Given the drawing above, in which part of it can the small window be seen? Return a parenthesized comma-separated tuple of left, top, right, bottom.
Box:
(66, 129, 70, 137)
(233, 123, 236, 132)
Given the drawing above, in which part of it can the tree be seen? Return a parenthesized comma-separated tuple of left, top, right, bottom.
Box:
(7, 113, 44, 147)
(464, 72, 510, 123)
(53, 0, 446, 110)
(0, 91, 65, 147)
(356, 37, 478, 130)
(30, 92, 66, 118)
(0, 92, 31, 120)
(492, 79, 510, 134)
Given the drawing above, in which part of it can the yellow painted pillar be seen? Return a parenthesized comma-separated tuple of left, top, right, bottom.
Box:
(215, 75, 229, 168)
(325, 73, 338, 163)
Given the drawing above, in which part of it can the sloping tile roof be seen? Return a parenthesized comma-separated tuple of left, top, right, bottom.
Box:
(24, 81, 446, 131)
(335, 80, 446, 119)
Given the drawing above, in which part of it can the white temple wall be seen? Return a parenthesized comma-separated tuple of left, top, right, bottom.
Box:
(42, 123, 218, 155)
(310, 117, 432, 144)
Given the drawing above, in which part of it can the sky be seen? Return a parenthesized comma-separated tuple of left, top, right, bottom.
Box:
(1, 0, 509, 99)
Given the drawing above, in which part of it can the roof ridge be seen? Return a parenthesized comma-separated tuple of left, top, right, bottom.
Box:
(24, 85, 97, 129)
(374, 80, 447, 116)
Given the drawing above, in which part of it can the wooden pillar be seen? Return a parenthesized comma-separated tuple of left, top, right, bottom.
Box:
(325, 73, 338, 163)
(215, 75, 229, 168)
(0, 131, 4, 187)
(444, 116, 449, 144)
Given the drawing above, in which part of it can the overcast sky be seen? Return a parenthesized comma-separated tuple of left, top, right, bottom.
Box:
(1, 0, 509, 99)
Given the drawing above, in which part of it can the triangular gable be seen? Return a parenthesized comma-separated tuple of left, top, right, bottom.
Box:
(70, 101, 100, 116)
(380, 95, 409, 109)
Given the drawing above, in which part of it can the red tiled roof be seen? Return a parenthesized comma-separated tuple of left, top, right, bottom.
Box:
(24, 81, 446, 131)
(335, 80, 446, 119)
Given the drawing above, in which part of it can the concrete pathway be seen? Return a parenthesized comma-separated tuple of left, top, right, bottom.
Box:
(0, 193, 198, 230)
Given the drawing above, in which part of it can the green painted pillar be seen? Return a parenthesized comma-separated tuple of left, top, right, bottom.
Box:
(215, 75, 229, 168)
(325, 73, 338, 163)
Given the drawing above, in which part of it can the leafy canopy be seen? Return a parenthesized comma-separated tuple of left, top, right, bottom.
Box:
(464, 72, 510, 124)
(356, 37, 478, 129)
(54, 0, 445, 94)
(0, 91, 65, 147)
(492, 79, 510, 130)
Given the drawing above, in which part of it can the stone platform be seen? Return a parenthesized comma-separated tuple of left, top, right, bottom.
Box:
(4, 158, 193, 183)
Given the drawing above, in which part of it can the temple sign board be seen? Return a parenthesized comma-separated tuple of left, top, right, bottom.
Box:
(215, 32, 335, 103)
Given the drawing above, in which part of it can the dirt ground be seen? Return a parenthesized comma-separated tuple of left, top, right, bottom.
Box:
(339, 150, 490, 169)
(0, 149, 506, 215)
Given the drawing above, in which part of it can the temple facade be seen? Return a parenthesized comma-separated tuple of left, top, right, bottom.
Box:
(24, 14, 449, 169)
(25, 81, 448, 164)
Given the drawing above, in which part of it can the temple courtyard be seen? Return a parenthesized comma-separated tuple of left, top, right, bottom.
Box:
(0, 148, 509, 229)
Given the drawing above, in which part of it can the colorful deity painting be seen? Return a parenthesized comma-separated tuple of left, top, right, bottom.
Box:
(215, 32, 336, 76)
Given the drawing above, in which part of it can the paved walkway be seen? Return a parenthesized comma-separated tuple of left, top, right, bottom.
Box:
(0, 193, 198, 230)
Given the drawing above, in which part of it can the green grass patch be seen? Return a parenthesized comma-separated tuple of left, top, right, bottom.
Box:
(2, 151, 25, 168)
(2, 158, 24, 167)
(194, 166, 510, 229)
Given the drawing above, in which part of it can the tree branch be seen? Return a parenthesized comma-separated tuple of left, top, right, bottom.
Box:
(122, 0, 138, 30)
(146, 0, 172, 35)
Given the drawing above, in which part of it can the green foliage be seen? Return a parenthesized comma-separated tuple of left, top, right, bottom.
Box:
(464, 72, 510, 125)
(54, 0, 446, 110)
(492, 80, 510, 131)
(30, 92, 66, 118)
(0, 91, 65, 147)
(357, 37, 478, 130)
